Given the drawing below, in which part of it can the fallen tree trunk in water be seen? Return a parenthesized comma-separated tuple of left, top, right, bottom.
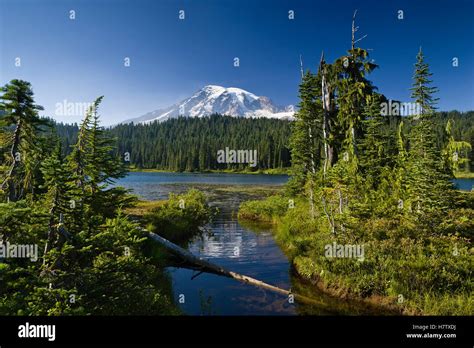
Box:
(146, 230, 321, 306)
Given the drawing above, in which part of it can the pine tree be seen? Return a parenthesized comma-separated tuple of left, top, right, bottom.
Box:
(67, 96, 128, 232)
(358, 94, 391, 189)
(40, 137, 71, 259)
(318, 53, 343, 174)
(335, 12, 378, 165)
(85, 98, 126, 193)
(442, 119, 471, 175)
(410, 48, 439, 118)
(0, 80, 47, 201)
(288, 70, 323, 214)
(406, 48, 455, 214)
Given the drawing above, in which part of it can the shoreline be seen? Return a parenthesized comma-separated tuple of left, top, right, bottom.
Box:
(127, 168, 291, 175)
(455, 172, 474, 179)
(289, 266, 407, 315)
(237, 195, 474, 316)
(290, 262, 412, 315)
(127, 168, 474, 179)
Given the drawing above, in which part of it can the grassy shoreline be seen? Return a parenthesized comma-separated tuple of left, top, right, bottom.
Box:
(128, 168, 474, 179)
(127, 167, 290, 175)
(455, 171, 474, 179)
(237, 199, 406, 314)
(126, 189, 214, 244)
(238, 194, 474, 315)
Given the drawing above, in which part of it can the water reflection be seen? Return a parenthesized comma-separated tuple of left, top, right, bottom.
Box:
(171, 206, 295, 315)
(116, 172, 401, 315)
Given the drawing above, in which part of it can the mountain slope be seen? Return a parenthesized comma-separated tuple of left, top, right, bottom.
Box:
(123, 85, 294, 124)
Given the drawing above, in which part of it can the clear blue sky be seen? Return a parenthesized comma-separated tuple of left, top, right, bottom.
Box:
(1, 0, 473, 125)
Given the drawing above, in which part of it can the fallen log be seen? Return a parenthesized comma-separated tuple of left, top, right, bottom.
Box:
(146, 229, 322, 306)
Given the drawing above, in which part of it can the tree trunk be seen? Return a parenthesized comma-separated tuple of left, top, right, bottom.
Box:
(43, 190, 59, 264)
(321, 53, 335, 173)
(147, 229, 322, 306)
(2, 119, 22, 202)
(301, 54, 315, 219)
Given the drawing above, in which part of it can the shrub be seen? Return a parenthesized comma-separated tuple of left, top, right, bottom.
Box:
(237, 195, 289, 222)
(145, 189, 213, 243)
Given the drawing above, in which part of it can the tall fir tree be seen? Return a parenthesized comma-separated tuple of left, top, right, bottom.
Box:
(335, 11, 378, 166)
(289, 65, 328, 220)
(40, 136, 71, 260)
(67, 96, 128, 233)
(358, 93, 395, 190)
(0, 80, 47, 202)
(288, 70, 323, 197)
(406, 48, 455, 214)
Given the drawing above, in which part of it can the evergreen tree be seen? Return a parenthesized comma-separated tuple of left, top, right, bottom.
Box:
(40, 137, 71, 259)
(335, 46, 378, 166)
(406, 48, 455, 214)
(85, 98, 126, 193)
(67, 97, 129, 233)
(288, 70, 323, 215)
(410, 48, 439, 117)
(334, 13, 378, 165)
(358, 93, 396, 190)
(442, 119, 472, 174)
(0, 80, 47, 201)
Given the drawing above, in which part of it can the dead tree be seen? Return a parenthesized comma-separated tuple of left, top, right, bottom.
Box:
(147, 229, 323, 306)
(1, 119, 22, 202)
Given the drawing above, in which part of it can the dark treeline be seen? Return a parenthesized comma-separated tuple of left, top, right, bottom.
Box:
(418, 111, 474, 171)
(56, 115, 292, 171)
(54, 111, 473, 172)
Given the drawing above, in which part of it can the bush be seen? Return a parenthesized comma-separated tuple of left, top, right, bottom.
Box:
(145, 189, 213, 243)
(238, 193, 474, 315)
(237, 195, 289, 222)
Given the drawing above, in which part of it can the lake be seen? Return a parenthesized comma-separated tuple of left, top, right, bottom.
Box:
(117, 172, 296, 315)
(454, 178, 474, 191)
(116, 172, 474, 315)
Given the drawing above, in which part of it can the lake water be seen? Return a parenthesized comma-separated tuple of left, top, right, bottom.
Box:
(117, 172, 296, 315)
(116, 172, 289, 199)
(116, 172, 474, 315)
(454, 178, 474, 191)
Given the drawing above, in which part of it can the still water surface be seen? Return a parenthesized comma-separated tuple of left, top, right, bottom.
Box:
(117, 172, 473, 315)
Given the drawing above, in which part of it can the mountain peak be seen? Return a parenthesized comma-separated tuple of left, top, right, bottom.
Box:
(124, 86, 295, 124)
(202, 85, 226, 94)
(200, 85, 258, 101)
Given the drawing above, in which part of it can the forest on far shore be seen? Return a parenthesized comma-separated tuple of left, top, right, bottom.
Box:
(53, 110, 474, 173)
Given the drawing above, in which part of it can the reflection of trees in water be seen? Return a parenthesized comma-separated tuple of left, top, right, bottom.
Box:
(191, 221, 253, 259)
(233, 287, 295, 315)
(199, 289, 216, 315)
(137, 181, 307, 315)
(290, 272, 398, 316)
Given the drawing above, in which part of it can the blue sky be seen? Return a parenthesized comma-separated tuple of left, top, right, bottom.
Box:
(1, 0, 473, 125)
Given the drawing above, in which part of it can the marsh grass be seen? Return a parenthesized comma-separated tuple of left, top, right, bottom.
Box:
(238, 194, 474, 315)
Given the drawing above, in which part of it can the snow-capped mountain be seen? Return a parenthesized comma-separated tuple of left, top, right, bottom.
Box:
(123, 85, 295, 124)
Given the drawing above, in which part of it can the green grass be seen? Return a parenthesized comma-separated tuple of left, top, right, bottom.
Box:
(238, 193, 474, 315)
(128, 167, 175, 173)
(237, 195, 290, 223)
(127, 166, 290, 175)
(143, 189, 214, 244)
(455, 171, 474, 179)
(124, 199, 167, 219)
